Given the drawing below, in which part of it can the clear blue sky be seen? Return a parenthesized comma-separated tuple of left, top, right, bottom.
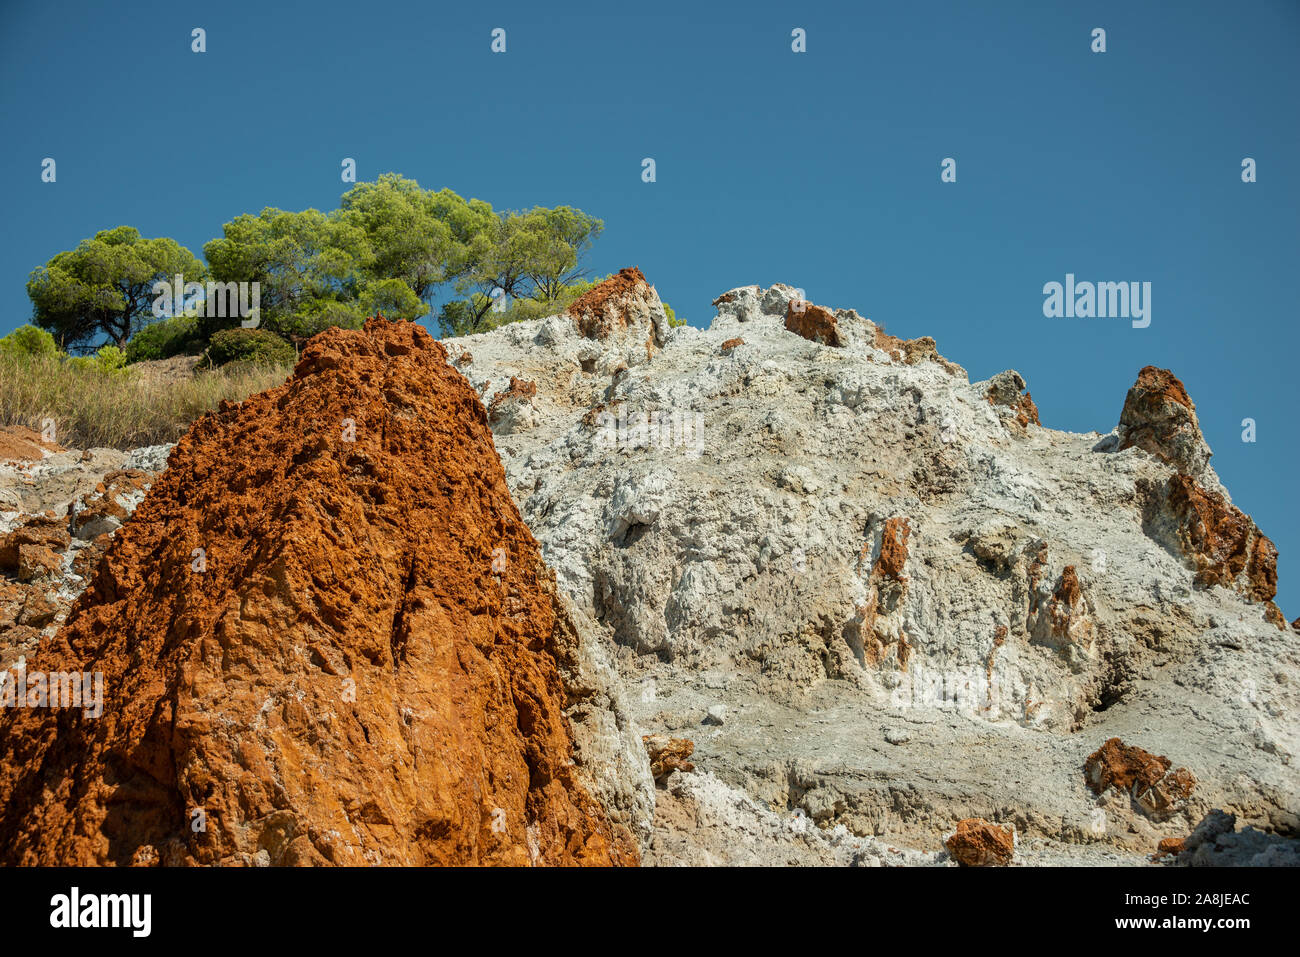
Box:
(2, 0, 1297, 610)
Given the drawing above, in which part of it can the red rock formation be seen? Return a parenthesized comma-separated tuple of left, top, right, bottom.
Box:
(0, 317, 636, 867)
(1118, 366, 1211, 477)
(1084, 738, 1196, 819)
(568, 267, 654, 339)
(1085, 737, 1171, 793)
(1119, 369, 1281, 614)
(1154, 836, 1186, 860)
(873, 328, 966, 376)
(720, 337, 744, 354)
(0, 425, 62, 463)
(784, 300, 843, 346)
(0, 514, 68, 575)
(875, 517, 911, 581)
(1163, 475, 1277, 603)
(1, 468, 164, 672)
(945, 818, 1015, 866)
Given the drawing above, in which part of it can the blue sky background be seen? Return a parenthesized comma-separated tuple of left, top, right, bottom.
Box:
(2, 0, 1297, 609)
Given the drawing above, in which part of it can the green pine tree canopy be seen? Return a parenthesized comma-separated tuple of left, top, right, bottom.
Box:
(25, 173, 676, 360)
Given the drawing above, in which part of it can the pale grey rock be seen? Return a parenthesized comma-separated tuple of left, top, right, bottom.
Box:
(446, 282, 1300, 866)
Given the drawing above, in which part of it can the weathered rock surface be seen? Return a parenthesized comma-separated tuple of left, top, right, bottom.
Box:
(945, 818, 1016, 866)
(447, 271, 1300, 865)
(0, 318, 649, 866)
(1117, 366, 1213, 481)
(0, 442, 170, 670)
(1084, 737, 1197, 821)
(643, 734, 695, 782)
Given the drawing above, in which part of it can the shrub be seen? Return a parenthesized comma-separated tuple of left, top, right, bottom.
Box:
(207, 328, 296, 366)
(66, 345, 129, 377)
(0, 324, 59, 359)
(126, 315, 204, 363)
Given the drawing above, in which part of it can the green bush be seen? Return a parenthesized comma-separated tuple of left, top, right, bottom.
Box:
(207, 328, 297, 366)
(126, 315, 204, 363)
(66, 345, 129, 377)
(0, 324, 59, 358)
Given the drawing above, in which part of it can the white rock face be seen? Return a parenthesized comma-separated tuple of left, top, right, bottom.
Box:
(449, 277, 1300, 865)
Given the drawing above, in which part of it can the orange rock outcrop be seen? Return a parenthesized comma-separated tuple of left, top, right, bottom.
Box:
(0, 425, 62, 463)
(1084, 738, 1196, 819)
(945, 818, 1015, 866)
(784, 300, 843, 346)
(0, 317, 636, 867)
(1118, 366, 1210, 477)
(1164, 475, 1278, 604)
(1119, 368, 1282, 620)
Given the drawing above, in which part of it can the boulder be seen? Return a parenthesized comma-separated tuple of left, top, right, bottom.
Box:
(945, 818, 1015, 866)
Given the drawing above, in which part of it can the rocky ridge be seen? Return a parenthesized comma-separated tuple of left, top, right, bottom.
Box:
(447, 270, 1300, 865)
(3, 269, 1296, 867)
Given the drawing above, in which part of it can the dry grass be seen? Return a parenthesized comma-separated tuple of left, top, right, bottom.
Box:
(0, 353, 293, 449)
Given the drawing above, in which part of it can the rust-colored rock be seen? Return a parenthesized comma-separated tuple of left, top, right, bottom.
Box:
(872, 328, 965, 376)
(1118, 366, 1211, 477)
(71, 469, 153, 539)
(15, 590, 59, 628)
(1163, 475, 1277, 603)
(487, 376, 537, 426)
(0, 425, 63, 464)
(568, 267, 653, 339)
(0, 514, 69, 572)
(15, 544, 61, 582)
(0, 317, 636, 867)
(945, 818, 1015, 866)
(875, 516, 911, 581)
(643, 734, 694, 782)
(1154, 836, 1186, 860)
(853, 517, 912, 670)
(784, 300, 843, 346)
(720, 337, 744, 354)
(1085, 737, 1171, 793)
(1084, 738, 1196, 819)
